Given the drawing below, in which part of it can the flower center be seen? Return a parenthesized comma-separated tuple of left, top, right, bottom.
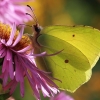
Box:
(0, 22, 31, 51)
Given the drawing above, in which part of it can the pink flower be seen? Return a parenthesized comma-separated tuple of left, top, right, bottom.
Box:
(0, 22, 59, 100)
(50, 92, 74, 100)
(0, 0, 32, 26)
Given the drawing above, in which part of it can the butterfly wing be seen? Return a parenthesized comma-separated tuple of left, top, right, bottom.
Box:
(39, 26, 100, 68)
(37, 29, 92, 92)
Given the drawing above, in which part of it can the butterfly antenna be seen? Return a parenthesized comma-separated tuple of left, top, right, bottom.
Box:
(27, 5, 38, 24)
(26, 13, 37, 24)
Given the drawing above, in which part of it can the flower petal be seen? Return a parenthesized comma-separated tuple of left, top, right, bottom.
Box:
(6, 23, 16, 46)
(12, 26, 24, 47)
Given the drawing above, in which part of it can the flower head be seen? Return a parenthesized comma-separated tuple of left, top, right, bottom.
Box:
(50, 92, 74, 100)
(0, 0, 32, 26)
(0, 22, 59, 100)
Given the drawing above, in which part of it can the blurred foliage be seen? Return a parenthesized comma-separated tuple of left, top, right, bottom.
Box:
(26, 0, 100, 27)
(10, 0, 100, 100)
(72, 72, 100, 100)
(0, 92, 10, 100)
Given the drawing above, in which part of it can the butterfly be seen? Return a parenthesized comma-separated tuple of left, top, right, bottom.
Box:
(27, 5, 100, 92)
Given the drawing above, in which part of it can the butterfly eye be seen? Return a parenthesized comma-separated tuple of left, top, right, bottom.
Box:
(33, 25, 41, 33)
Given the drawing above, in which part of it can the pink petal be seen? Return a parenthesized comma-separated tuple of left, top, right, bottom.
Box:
(12, 26, 24, 47)
(6, 23, 16, 46)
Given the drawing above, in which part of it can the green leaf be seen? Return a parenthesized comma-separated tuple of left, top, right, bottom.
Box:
(0, 92, 10, 100)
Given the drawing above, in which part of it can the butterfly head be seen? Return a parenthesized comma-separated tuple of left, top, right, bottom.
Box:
(26, 5, 43, 35)
(33, 23, 42, 35)
(25, 5, 43, 48)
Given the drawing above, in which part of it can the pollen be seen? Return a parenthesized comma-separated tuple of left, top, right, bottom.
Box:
(0, 22, 11, 40)
(14, 34, 31, 51)
(0, 22, 31, 51)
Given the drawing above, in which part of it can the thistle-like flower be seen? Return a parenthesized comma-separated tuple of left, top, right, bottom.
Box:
(0, 0, 32, 26)
(50, 92, 74, 100)
(0, 22, 59, 100)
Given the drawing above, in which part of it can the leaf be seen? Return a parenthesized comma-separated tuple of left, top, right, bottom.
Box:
(0, 92, 10, 100)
